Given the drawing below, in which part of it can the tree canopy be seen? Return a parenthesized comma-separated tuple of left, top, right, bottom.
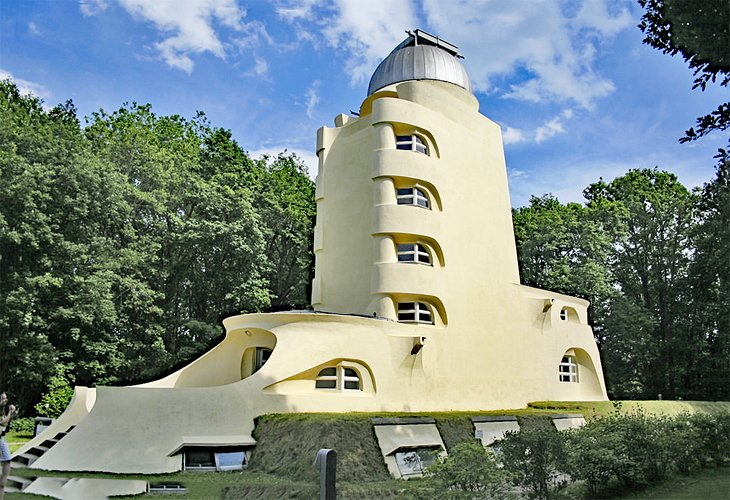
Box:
(0, 81, 315, 410)
(639, 0, 729, 144)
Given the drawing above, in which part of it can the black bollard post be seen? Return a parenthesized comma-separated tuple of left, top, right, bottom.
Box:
(314, 448, 336, 500)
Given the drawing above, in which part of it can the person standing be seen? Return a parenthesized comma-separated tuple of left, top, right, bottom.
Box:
(0, 392, 19, 500)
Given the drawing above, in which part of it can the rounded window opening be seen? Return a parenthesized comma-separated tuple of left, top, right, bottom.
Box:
(559, 306, 579, 322)
(397, 301, 434, 324)
(315, 365, 362, 391)
(396, 187, 430, 209)
(240, 329, 276, 379)
(397, 243, 432, 265)
(396, 134, 429, 155)
(558, 355, 578, 383)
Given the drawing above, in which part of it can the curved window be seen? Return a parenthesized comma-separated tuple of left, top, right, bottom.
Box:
(397, 243, 431, 265)
(315, 366, 361, 391)
(396, 187, 430, 208)
(558, 355, 578, 383)
(397, 302, 433, 324)
(396, 134, 428, 155)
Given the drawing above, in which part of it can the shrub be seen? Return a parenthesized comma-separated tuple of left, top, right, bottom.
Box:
(498, 427, 565, 499)
(9, 417, 35, 436)
(689, 411, 730, 467)
(563, 422, 633, 497)
(426, 442, 512, 498)
(34, 367, 74, 418)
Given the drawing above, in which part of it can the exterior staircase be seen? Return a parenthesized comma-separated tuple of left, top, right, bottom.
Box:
(11, 427, 74, 468)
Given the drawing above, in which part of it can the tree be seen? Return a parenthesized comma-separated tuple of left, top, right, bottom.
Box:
(585, 169, 697, 399)
(683, 150, 730, 399)
(639, 0, 729, 143)
(254, 153, 316, 309)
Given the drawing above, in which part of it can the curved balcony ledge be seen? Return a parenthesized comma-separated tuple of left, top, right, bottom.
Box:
(372, 204, 444, 244)
(371, 262, 446, 298)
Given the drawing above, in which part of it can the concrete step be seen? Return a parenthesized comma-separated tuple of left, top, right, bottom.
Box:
(11, 452, 38, 467)
(6, 475, 34, 492)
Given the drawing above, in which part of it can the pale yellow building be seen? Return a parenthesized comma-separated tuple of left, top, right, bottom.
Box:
(13, 29, 607, 475)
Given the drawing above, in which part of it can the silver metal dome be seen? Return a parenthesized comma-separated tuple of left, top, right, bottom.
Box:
(367, 30, 472, 95)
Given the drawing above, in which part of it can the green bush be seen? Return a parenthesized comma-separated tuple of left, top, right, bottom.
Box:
(689, 411, 730, 466)
(426, 442, 512, 498)
(9, 417, 35, 436)
(34, 368, 74, 418)
(498, 427, 565, 499)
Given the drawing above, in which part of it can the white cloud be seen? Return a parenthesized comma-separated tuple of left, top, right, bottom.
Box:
(502, 126, 526, 145)
(305, 80, 320, 118)
(28, 22, 41, 35)
(0, 69, 50, 100)
(421, 0, 632, 109)
(246, 57, 269, 77)
(84, 0, 251, 73)
(535, 117, 566, 143)
(79, 0, 108, 16)
(249, 146, 318, 179)
(502, 109, 575, 145)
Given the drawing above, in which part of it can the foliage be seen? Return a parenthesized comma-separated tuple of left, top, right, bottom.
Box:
(426, 442, 512, 498)
(34, 367, 75, 418)
(498, 427, 565, 499)
(0, 81, 314, 410)
(9, 417, 35, 435)
(639, 0, 729, 144)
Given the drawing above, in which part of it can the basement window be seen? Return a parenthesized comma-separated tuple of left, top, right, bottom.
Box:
(396, 134, 429, 155)
(315, 365, 361, 391)
(394, 448, 438, 477)
(558, 355, 578, 383)
(396, 187, 430, 208)
(397, 243, 432, 265)
(183, 447, 247, 471)
(397, 302, 433, 324)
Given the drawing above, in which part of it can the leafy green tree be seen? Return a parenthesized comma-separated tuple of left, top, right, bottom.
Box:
(684, 151, 730, 399)
(639, 0, 729, 143)
(254, 153, 315, 309)
(0, 81, 141, 407)
(585, 169, 696, 399)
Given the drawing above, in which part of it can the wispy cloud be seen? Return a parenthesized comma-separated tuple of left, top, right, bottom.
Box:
(502, 109, 575, 145)
(0, 69, 50, 100)
(246, 57, 269, 77)
(305, 80, 320, 118)
(279, 0, 419, 85)
(79, 0, 108, 16)
(28, 22, 41, 35)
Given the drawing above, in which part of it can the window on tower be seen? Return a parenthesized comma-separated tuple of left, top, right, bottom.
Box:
(396, 187, 430, 208)
(396, 134, 429, 155)
(397, 302, 434, 324)
(397, 243, 432, 265)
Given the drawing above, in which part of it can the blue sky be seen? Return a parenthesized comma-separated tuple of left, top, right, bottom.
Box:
(1, 0, 726, 206)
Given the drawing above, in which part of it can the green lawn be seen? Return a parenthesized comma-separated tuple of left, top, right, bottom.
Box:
(617, 467, 730, 499)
